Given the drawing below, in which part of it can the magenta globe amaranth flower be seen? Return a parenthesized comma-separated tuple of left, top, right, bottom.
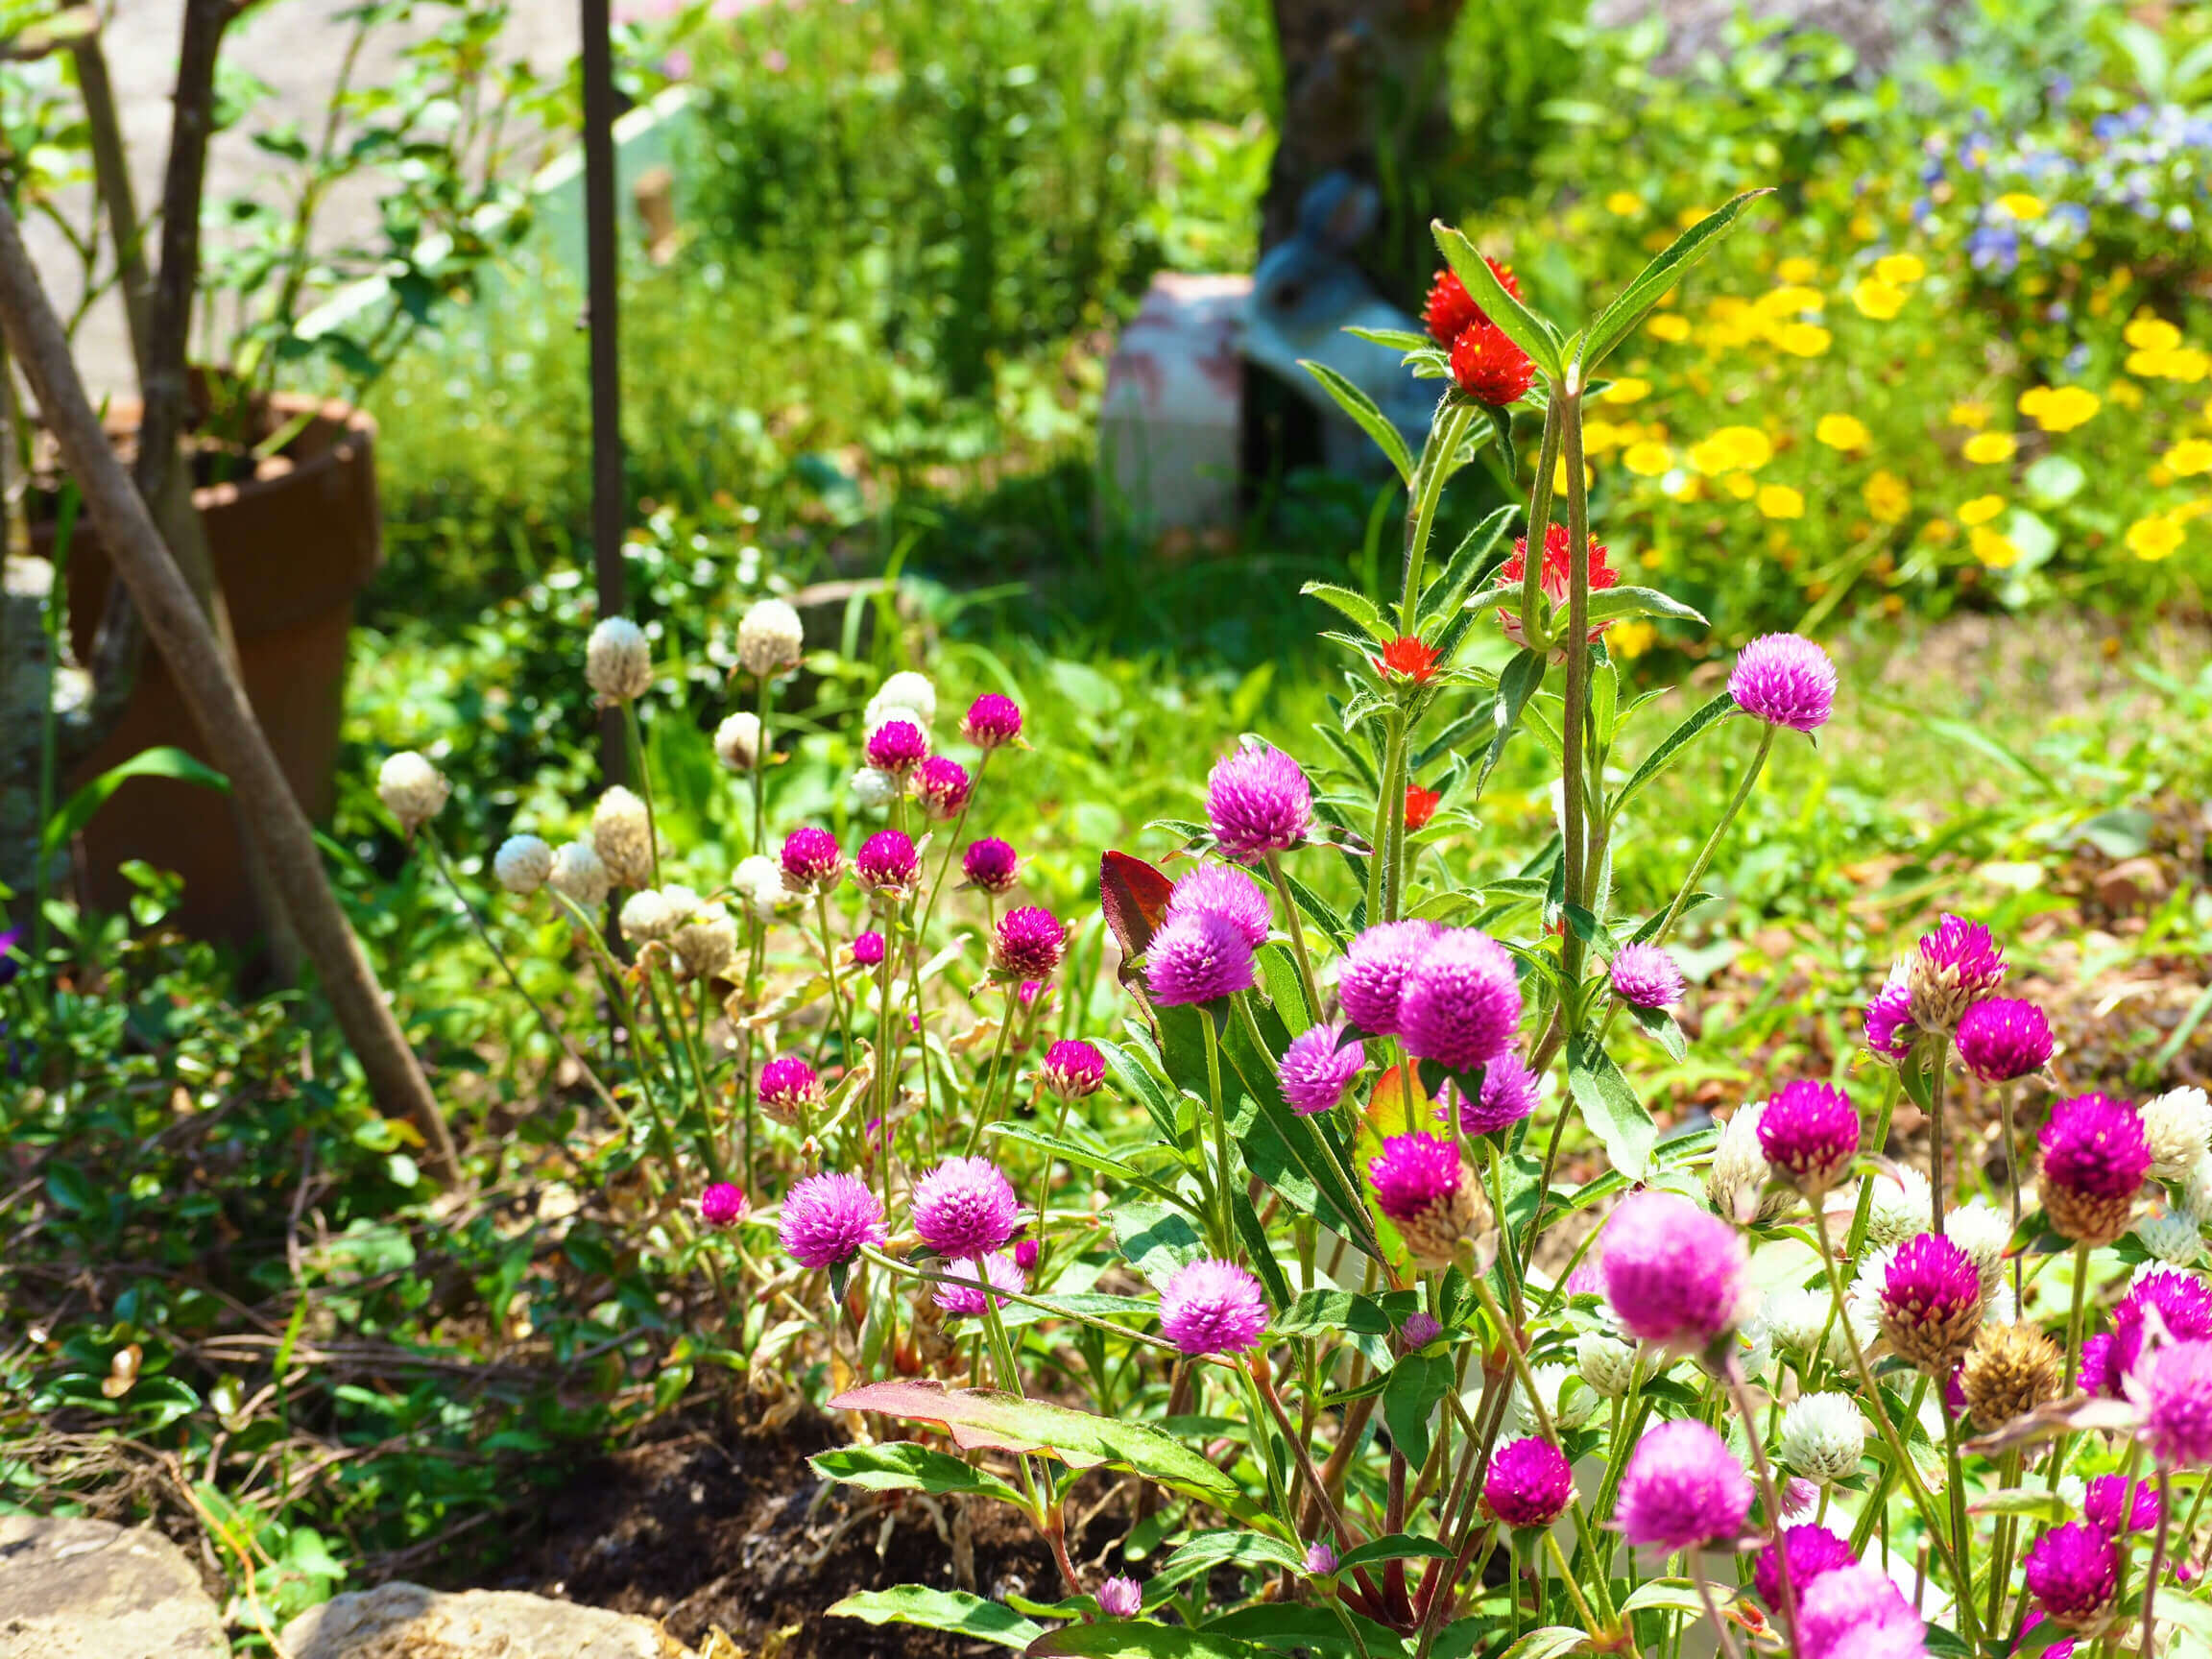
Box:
(2022, 1613, 2079, 1659)
(911, 1156, 1021, 1261)
(1396, 928, 1522, 1072)
(1610, 943, 1685, 1010)
(1754, 1524, 1858, 1611)
(856, 830, 921, 897)
(698, 1181, 747, 1229)
(1206, 742, 1312, 861)
(850, 929, 886, 968)
(1013, 1238, 1041, 1273)
(2109, 1270, 2212, 1387)
(1599, 1190, 1750, 1355)
(1863, 964, 1918, 1062)
(1279, 1023, 1365, 1116)
(864, 716, 928, 776)
(914, 756, 973, 820)
(1728, 632, 1837, 732)
(992, 905, 1065, 980)
(1956, 997, 2054, 1082)
(1907, 913, 2007, 1033)
(1455, 1051, 1539, 1136)
(1399, 1311, 1442, 1349)
(1303, 1541, 1337, 1577)
(1158, 1258, 1269, 1356)
(2135, 1338, 2212, 1467)
(758, 1055, 821, 1125)
(933, 1250, 1026, 1317)
(962, 836, 1019, 893)
(1617, 1420, 1752, 1553)
(1797, 1564, 1928, 1659)
(1485, 1436, 1575, 1528)
(1369, 1132, 1488, 1267)
(1042, 1039, 1105, 1100)
(1166, 863, 1272, 951)
(1144, 910, 1256, 1007)
(781, 1171, 887, 1269)
(961, 692, 1022, 750)
(1757, 1079, 1862, 1193)
(780, 826, 844, 895)
(2025, 1522, 2119, 1629)
(1336, 919, 1441, 1036)
(1095, 1575, 1142, 1618)
(1877, 1233, 1984, 1374)
(2082, 1474, 2160, 1536)
(2039, 1092, 2151, 1246)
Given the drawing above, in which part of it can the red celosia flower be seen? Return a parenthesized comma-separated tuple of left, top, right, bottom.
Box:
(1422, 258, 1522, 346)
(1497, 524, 1619, 648)
(1373, 634, 1442, 683)
(1405, 787, 1441, 831)
(1448, 321, 1535, 407)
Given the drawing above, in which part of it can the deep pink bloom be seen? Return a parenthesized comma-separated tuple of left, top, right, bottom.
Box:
(1617, 1420, 1751, 1552)
(780, 826, 844, 893)
(2110, 1270, 2212, 1387)
(1397, 929, 1522, 1072)
(1206, 743, 1312, 861)
(1455, 1051, 1539, 1136)
(1279, 1023, 1365, 1116)
(2025, 1523, 2119, 1626)
(993, 905, 1066, 980)
(698, 1182, 747, 1228)
(914, 756, 973, 820)
(1400, 1312, 1442, 1348)
(911, 1156, 1021, 1260)
(851, 929, 886, 967)
(1910, 913, 2007, 1030)
(1166, 863, 1272, 951)
(1877, 1234, 1983, 1365)
(759, 1055, 820, 1118)
(1095, 1575, 1142, 1618)
(1486, 1436, 1575, 1528)
(1757, 1079, 1862, 1192)
(1336, 920, 1441, 1036)
(1864, 966, 1918, 1061)
(1042, 1039, 1105, 1099)
(1013, 1238, 1041, 1273)
(962, 836, 1019, 893)
(2022, 1613, 2078, 1659)
(2040, 1092, 2152, 1199)
(1367, 1132, 1462, 1224)
(1754, 1524, 1858, 1610)
(1600, 1190, 1749, 1353)
(2082, 1474, 2161, 1536)
(2136, 1338, 2212, 1467)
(780, 1171, 887, 1269)
(962, 693, 1022, 750)
(1303, 1541, 1337, 1576)
(1159, 1258, 1269, 1356)
(1797, 1564, 1928, 1659)
(1957, 997, 2054, 1082)
(865, 716, 928, 775)
(1728, 633, 1837, 732)
(932, 1250, 1026, 1316)
(2080, 1332, 2119, 1398)
(856, 830, 921, 894)
(1610, 943, 1685, 1010)
(1144, 910, 1256, 1006)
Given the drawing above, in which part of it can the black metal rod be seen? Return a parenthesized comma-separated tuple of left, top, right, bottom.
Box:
(580, 0, 627, 786)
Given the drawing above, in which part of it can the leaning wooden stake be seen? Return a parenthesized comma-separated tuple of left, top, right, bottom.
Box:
(0, 192, 460, 1187)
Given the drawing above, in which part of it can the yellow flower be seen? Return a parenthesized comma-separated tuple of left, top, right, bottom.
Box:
(1582, 420, 1623, 455)
(2127, 515, 2186, 561)
(1775, 322, 1833, 357)
(1863, 469, 1911, 524)
(2107, 378, 2145, 409)
(1601, 377, 1651, 405)
(1687, 425, 1774, 474)
(1996, 192, 2047, 221)
(1963, 432, 2017, 465)
(1623, 442, 1673, 477)
(2017, 384, 2101, 433)
(2125, 344, 2209, 381)
(1922, 517, 1958, 546)
(2126, 315, 2182, 352)
(1605, 191, 1643, 217)
(1553, 457, 1597, 493)
(1720, 471, 1759, 500)
(1874, 252, 1926, 285)
(1959, 494, 2007, 526)
(1647, 313, 1692, 344)
(1852, 277, 1907, 320)
(1948, 401, 1990, 430)
(1776, 256, 1819, 284)
(2164, 438, 2212, 477)
(1815, 413, 1871, 450)
(1969, 525, 2021, 567)
(1757, 484, 1806, 519)
(1677, 204, 1713, 229)
(1761, 285, 1828, 317)
(1610, 619, 1657, 659)
(1849, 212, 1878, 242)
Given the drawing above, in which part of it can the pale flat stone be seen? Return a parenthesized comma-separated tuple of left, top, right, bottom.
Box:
(280, 1583, 690, 1659)
(0, 1514, 228, 1658)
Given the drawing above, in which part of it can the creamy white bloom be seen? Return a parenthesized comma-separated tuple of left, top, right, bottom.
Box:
(1761, 1286, 1836, 1358)
(672, 899, 737, 982)
(1707, 1103, 1790, 1223)
(865, 669, 937, 730)
(1507, 1363, 1599, 1437)
(1946, 1201, 2012, 1298)
(1863, 1166, 1934, 1247)
(730, 854, 784, 922)
(493, 833, 553, 895)
(586, 616, 652, 702)
(2142, 1087, 2212, 1183)
(850, 766, 901, 810)
(376, 751, 449, 833)
(546, 840, 610, 908)
(2136, 1211, 2204, 1267)
(713, 711, 762, 772)
(1780, 1392, 1866, 1485)
(2184, 1153, 2212, 1227)
(591, 786, 655, 889)
(620, 888, 680, 944)
(735, 597, 805, 677)
(1575, 1331, 1638, 1398)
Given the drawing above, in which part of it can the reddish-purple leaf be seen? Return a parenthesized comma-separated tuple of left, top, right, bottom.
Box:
(1100, 850, 1174, 963)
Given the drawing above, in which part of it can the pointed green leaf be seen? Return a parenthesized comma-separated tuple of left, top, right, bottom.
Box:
(1028, 1624, 1269, 1659)
(1382, 1351, 1454, 1471)
(1300, 581, 1387, 638)
(812, 1442, 1026, 1506)
(1611, 691, 1738, 819)
(1299, 359, 1415, 483)
(1495, 1626, 1589, 1659)
(1432, 222, 1562, 380)
(1335, 1533, 1456, 1572)
(1419, 504, 1517, 625)
(1583, 585, 1709, 628)
(1581, 190, 1770, 373)
(1481, 649, 1546, 789)
(1343, 325, 1440, 354)
(1568, 1034, 1656, 1179)
(830, 1587, 1043, 1650)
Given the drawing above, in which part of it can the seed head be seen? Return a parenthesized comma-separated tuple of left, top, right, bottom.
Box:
(546, 840, 610, 908)
(586, 616, 652, 703)
(590, 786, 655, 889)
(729, 854, 784, 921)
(2140, 1086, 2212, 1182)
(713, 711, 762, 771)
(736, 597, 805, 678)
(620, 887, 681, 945)
(377, 751, 449, 834)
(865, 671, 937, 731)
(1960, 1321, 2063, 1431)
(493, 834, 553, 896)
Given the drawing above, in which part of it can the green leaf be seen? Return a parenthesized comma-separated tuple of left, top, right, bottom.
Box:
(1099, 1041, 1185, 1147)
(43, 746, 229, 855)
(1580, 190, 1769, 373)
(1431, 222, 1561, 380)
(1273, 1289, 1394, 1338)
(1300, 581, 1388, 639)
(1495, 1626, 1588, 1659)
(1154, 1529, 1306, 1590)
(1611, 691, 1738, 820)
(1966, 1486, 2071, 1521)
(1582, 586, 1709, 628)
(1481, 649, 1546, 789)
(986, 1122, 1143, 1185)
(1382, 1351, 1454, 1471)
(1334, 1533, 1455, 1572)
(1620, 1578, 1715, 1616)
(1343, 325, 1438, 354)
(1419, 505, 1518, 626)
(830, 1586, 1042, 1650)
(1629, 1003, 1688, 1062)
(1113, 1198, 1208, 1289)
(1028, 1624, 1269, 1659)
(1299, 360, 1415, 484)
(1568, 1034, 1655, 1179)
(811, 1442, 1025, 1506)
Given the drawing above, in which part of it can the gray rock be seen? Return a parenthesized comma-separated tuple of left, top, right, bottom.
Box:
(281, 1583, 689, 1659)
(0, 1514, 228, 1658)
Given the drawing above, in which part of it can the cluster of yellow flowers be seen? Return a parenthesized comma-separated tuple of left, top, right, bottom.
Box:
(2124, 317, 2210, 384)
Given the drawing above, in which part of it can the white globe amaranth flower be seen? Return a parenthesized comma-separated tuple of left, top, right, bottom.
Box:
(493, 833, 553, 895)
(865, 669, 937, 730)
(671, 899, 737, 982)
(586, 616, 653, 703)
(2136, 1210, 2204, 1267)
(1780, 1391, 1867, 1485)
(1863, 1165, 1933, 1247)
(850, 766, 901, 810)
(1575, 1331, 1638, 1398)
(620, 887, 681, 945)
(1707, 1103, 1790, 1223)
(2141, 1087, 2212, 1182)
(2183, 1152, 2212, 1227)
(730, 854, 785, 922)
(1507, 1363, 1599, 1437)
(1760, 1286, 1835, 1358)
(713, 711, 763, 772)
(735, 597, 805, 678)
(1946, 1201, 2012, 1298)
(591, 786, 655, 889)
(1738, 1318, 1774, 1383)
(376, 751, 449, 834)
(546, 840, 610, 908)
(1982, 1282, 2018, 1327)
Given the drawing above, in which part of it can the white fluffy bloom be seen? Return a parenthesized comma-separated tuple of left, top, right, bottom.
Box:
(1707, 1103, 1789, 1223)
(1575, 1331, 1638, 1399)
(735, 597, 805, 677)
(850, 766, 901, 809)
(493, 833, 553, 895)
(1863, 1166, 1933, 1247)
(1761, 1286, 1836, 1358)
(1780, 1392, 1866, 1485)
(2183, 1153, 2212, 1227)
(865, 670, 937, 730)
(713, 711, 763, 772)
(1738, 1319, 1774, 1383)
(2137, 1211, 2205, 1267)
(671, 899, 737, 982)
(591, 786, 655, 889)
(1982, 1282, 2018, 1327)
(376, 751, 449, 833)
(1507, 1363, 1599, 1436)
(730, 854, 785, 922)
(619, 887, 680, 944)
(586, 616, 652, 702)
(546, 840, 610, 908)
(1946, 1201, 2012, 1298)
(2142, 1088, 2212, 1183)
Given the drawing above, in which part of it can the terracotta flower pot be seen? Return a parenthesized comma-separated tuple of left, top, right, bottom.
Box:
(34, 390, 382, 943)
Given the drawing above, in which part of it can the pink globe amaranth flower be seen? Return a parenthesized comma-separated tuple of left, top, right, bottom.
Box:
(1042, 1038, 1105, 1099)
(1956, 996, 2054, 1083)
(1599, 1190, 1750, 1354)
(2080, 1333, 2120, 1399)
(932, 1250, 1026, 1317)
(1754, 1524, 1858, 1611)
(1144, 910, 1257, 1007)
(962, 692, 1022, 750)
(1158, 1257, 1269, 1356)
(1020, 979, 1049, 1009)
(2082, 1473, 2161, 1536)
(2039, 1092, 2151, 1245)
(2110, 1270, 2212, 1386)
(1400, 1311, 1442, 1349)
(1616, 1420, 1751, 1553)
(856, 829, 921, 895)
(1166, 863, 1272, 951)
(1279, 1023, 1365, 1116)
(962, 836, 1019, 894)
(2022, 1612, 2079, 1659)
(758, 1055, 820, 1122)
(780, 826, 844, 894)
(1336, 920, 1441, 1036)
(698, 1181, 747, 1229)
(1780, 1476, 1818, 1520)
(780, 1171, 887, 1269)
(850, 929, 887, 968)
(1610, 943, 1685, 1010)
(1455, 1051, 1539, 1136)
(914, 756, 973, 820)
(1878, 1234, 1984, 1374)
(1797, 1564, 1928, 1659)
(1013, 1238, 1041, 1273)
(1303, 1540, 1337, 1577)
(1728, 632, 1838, 732)
(2025, 1522, 2119, 1627)
(1397, 929, 1523, 1072)
(1757, 1079, 1862, 1193)
(1206, 743, 1312, 862)
(2134, 1337, 2212, 1467)
(1485, 1436, 1575, 1528)
(865, 716, 928, 776)
(993, 905, 1065, 980)
(1368, 1132, 1463, 1225)
(911, 1156, 1021, 1260)
(1864, 965, 1919, 1062)
(1908, 913, 2007, 1032)
(1095, 1575, 1142, 1619)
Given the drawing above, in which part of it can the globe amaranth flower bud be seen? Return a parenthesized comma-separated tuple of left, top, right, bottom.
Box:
(1158, 1258, 1268, 1356)
(586, 615, 653, 703)
(1303, 1540, 1337, 1578)
(933, 1251, 1025, 1317)
(1753, 1524, 1857, 1612)
(713, 710, 762, 771)
(1278, 1023, 1364, 1117)
(1166, 863, 1271, 951)
(1707, 1103, 1789, 1224)
(736, 597, 805, 678)
(1455, 1052, 1538, 1136)
(780, 826, 844, 896)
(758, 1055, 821, 1126)
(962, 837, 1018, 894)
(1206, 742, 1311, 862)
(2025, 1522, 2119, 1629)
(1336, 919, 1440, 1036)
(962, 692, 1022, 750)
(1778, 1392, 1865, 1485)
(1449, 320, 1535, 406)
(1956, 996, 2054, 1083)
(1907, 913, 2007, 1033)
(914, 756, 972, 820)
(1863, 961, 1919, 1063)
(1400, 1311, 1442, 1350)
(2082, 1474, 2160, 1537)
(1485, 1436, 1574, 1529)
(620, 887, 681, 945)
(1877, 1233, 1984, 1375)
(1369, 1132, 1493, 1268)
(850, 766, 900, 811)
(850, 928, 887, 968)
(864, 669, 936, 731)
(1728, 632, 1837, 732)
(865, 717, 929, 778)
(546, 840, 610, 908)
(2139, 1337, 2212, 1468)
(2140, 1086, 2212, 1182)
(780, 1171, 886, 1269)
(1617, 1420, 1751, 1553)
(377, 751, 449, 834)
(2039, 1092, 2152, 1247)
(671, 899, 736, 982)
(591, 785, 656, 889)
(855, 830, 921, 899)
(698, 1181, 747, 1229)
(1095, 1575, 1143, 1619)
(1576, 1331, 1638, 1399)
(1610, 943, 1685, 1010)
(992, 905, 1065, 980)
(729, 854, 784, 922)
(1958, 1318, 2064, 1431)
(493, 833, 553, 895)
(1756, 1079, 1862, 1195)
(1600, 1190, 1751, 1355)
(1144, 910, 1256, 1008)
(1396, 928, 1522, 1073)
(1042, 1039, 1105, 1100)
